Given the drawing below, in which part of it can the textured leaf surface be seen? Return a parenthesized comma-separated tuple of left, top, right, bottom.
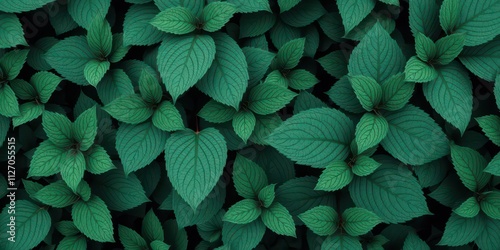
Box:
(337, 0, 376, 34)
(459, 38, 500, 81)
(349, 75, 382, 111)
(453, 0, 500, 46)
(222, 219, 265, 250)
(404, 56, 438, 83)
(233, 154, 268, 199)
(408, 0, 440, 38)
(438, 213, 484, 246)
(450, 144, 490, 192)
(0, 13, 27, 48)
(67, 0, 111, 29)
(262, 202, 296, 237)
(124, 3, 167, 46)
(248, 83, 297, 115)
(224, 199, 261, 224)
(298, 205, 338, 236)
(150, 7, 196, 35)
(72, 196, 114, 242)
(315, 161, 353, 191)
(342, 207, 381, 236)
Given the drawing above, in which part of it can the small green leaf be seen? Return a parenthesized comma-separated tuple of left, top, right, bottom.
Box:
(73, 106, 97, 151)
(12, 102, 43, 127)
(485, 152, 500, 176)
(380, 73, 414, 111)
(0, 49, 29, 80)
(435, 33, 466, 65)
(438, 213, 484, 246)
(227, 0, 271, 13)
(139, 69, 162, 104)
(248, 83, 297, 115)
(150, 7, 196, 35)
(258, 184, 276, 208)
(480, 191, 500, 220)
(317, 50, 348, 79)
(451, 0, 500, 46)
(87, 18, 113, 57)
(142, 209, 164, 242)
(475, 214, 500, 250)
(123, 3, 167, 46)
(408, 0, 440, 38)
(42, 111, 73, 147)
(31, 71, 63, 103)
(152, 101, 184, 132)
(28, 141, 66, 177)
(403, 232, 430, 250)
(342, 207, 381, 236)
(298, 205, 338, 236)
(224, 199, 262, 224)
(278, 0, 301, 13)
(33, 181, 79, 208)
(85, 145, 114, 175)
(276, 38, 305, 70)
(287, 69, 319, 90)
(415, 32, 436, 62)
(84, 59, 110, 86)
(222, 219, 266, 250)
(72, 195, 114, 242)
(439, 0, 460, 34)
(459, 38, 500, 82)
(10, 79, 37, 101)
(326, 76, 365, 113)
(150, 240, 170, 250)
(262, 202, 296, 237)
(202, 2, 237, 32)
(315, 160, 353, 192)
(198, 100, 237, 123)
(232, 110, 256, 143)
(352, 155, 381, 177)
(103, 94, 153, 124)
(233, 154, 268, 199)
(60, 150, 86, 192)
(453, 197, 480, 218)
(55, 221, 80, 237)
(67, 0, 111, 29)
(0, 85, 20, 117)
(243, 46, 276, 86)
(279, 0, 326, 28)
(355, 113, 388, 153)
(450, 144, 490, 192)
(337, 0, 375, 34)
(404, 56, 438, 82)
(322, 234, 363, 250)
(118, 225, 148, 250)
(0, 13, 27, 48)
(349, 75, 382, 111)
(476, 115, 500, 146)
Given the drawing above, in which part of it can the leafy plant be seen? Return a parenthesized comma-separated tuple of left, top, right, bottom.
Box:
(0, 0, 500, 249)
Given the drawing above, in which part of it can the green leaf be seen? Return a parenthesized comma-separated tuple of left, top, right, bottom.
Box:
(0, 0, 55, 13)
(485, 152, 500, 176)
(262, 202, 296, 237)
(349, 75, 382, 111)
(439, 0, 460, 34)
(157, 34, 216, 102)
(243, 46, 275, 86)
(452, 0, 500, 46)
(381, 104, 449, 165)
(33, 181, 79, 208)
(342, 207, 381, 236)
(31, 71, 63, 103)
(317, 51, 349, 79)
(222, 219, 266, 250)
(258, 184, 276, 208)
(316, 160, 353, 191)
(0, 49, 29, 80)
(150, 241, 170, 250)
(96, 69, 135, 105)
(459, 38, 500, 81)
(124, 3, 167, 46)
(264, 70, 288, 88)
(348, 23, 405, 83)
(55, 221, 80, 237)
(87, 18, 113, 57)
(139, 70, 162, 104)
(349, 157, 431, 223)
(45, 36, 95, 86)
(0, 13, 27, 48)
(72, 196, 114, 242)
(293, 91, 327, 114)
(233, 154, 268, 199)
(10, 79, 37, 101)
(415, 32, 436, 62)
(403, 232, 430, 250)
(380, 73, 414, 111)
(298, 205, 338, 236)
(280, 0, 326, 28)
(322, 234, 363, 250)
(269, 20, 301, 49)
(67, 0, 111, 29)
(60, 150, 86, 192)
(248, 83, 297, 115)
(118, 225, 148, 250)
(326, 76, 365, 113)
(336, 0, 376, 34)
(352, 155, 381, 177)
(103, 94, 153, 124)
(476, 214, 500, 250)
(453, 197, 480, 218)
(404, 56, 438, 83)
(278, 0, 301, 13)
(476, 115, 500, 146)
(414, 158, 448, 188)
(0, 85, 20, 117)
(198, 100, 237, 123)
(42, 111, 73, 147)
(227, 0, 271, 13)
(202, 2, 236, 32)
(165, 128, 227, 210)
(85, 145, 114, 174)
(450, 144, 490, 192)
(408, 0, 440, 38)
(0, 200, 51, 250)
(84, 59, 110, 86)
(152, 101, 184, 132)
(142, 209, 164, 242)
(12, 102, 43, 127)
(224, 199, 262, 224)
(150, 7, 196, 35)
(438, 213, 484, 246)
(28, 141, 66, 177)
(239, 12, 276, 38)
(116, 122, 169, 175)
(480, 191, 500, 220)
(267, 107, 354, 167)
(232, 110, 256, 143)
(435, 33, 466, 65)
(73, 106, 97, 151)
(287, 69, 319, 90)
(276, 38, 305, 70)
(197, 32, 249, 108)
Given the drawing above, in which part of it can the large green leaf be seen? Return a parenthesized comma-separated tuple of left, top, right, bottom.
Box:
(404, 56, 438, 83)
(227, 0, 271, 13)
(198, 100, 237, 124)
(67, 0, 111, 29)
(42, 111, 73, 147)
(414, 32, 436, 62)
(459, 37, 500, 82)
(275, 38, 305, 70)
(485, 152, 500, 176)
(116, 122, 168, 175)
(31, 71, 62, 103)
(438, 213, 484, 246)
(96, 69, 134, 105)
(152, 101, 184, 132)
(280, 0, 326, 28)
(380, 73, 414, 111)
(0, 13, 27, 48)
(423, 62, 472, 134)
(243, 46, 275, 86)
(85, 145, 114, 175)
(298, 206, 338, 236)
(381, 104, 449, 165)
(477, 115, 500, 146)
(452, 0, 500, 46)
(0, 49, 29, 80)
(87, 18, 113, 57)
(118, 225, 148, 250)
(28, 140, 66, 177)
(278, 0, 301, 13)
(336, 0, 376, 34)
(165, 128, 227, 210)
(475, 215, 500, 250)
(348, 23, 405, 83)
(267, 107, 354, 167)
(60, 150, 86, 192)
(123, 3, 167, 46)
(157, 34, 216, 101)
(72, 196, 114, 242)
(434, 33, 465, 65)
(197, 32, 249, 108)
(73, 106, 97, 151)
(0, 200, 51, 250)
(326, 76, 365, 113)
(480, 191, 500, 220)
(349, 156, 431, 223)
(450, 144, 490, 192)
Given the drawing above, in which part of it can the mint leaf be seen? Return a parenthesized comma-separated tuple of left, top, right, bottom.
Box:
(233, 154, 268, 199)
(439, 0, 460, 34)
(476, 115, 500, 146)
(239, 12, 276, 38)
(103, 94, 153, 124)
(262, 202, 296, 237)
(408, 0, 440, 38)
(278, 0, 301, 13)
(28, 141, 65, 177)
(337, 0, 376, 34)
(222, 219, 265, 250)
(342, 207, 381, 236)
(438, 213, 484, 246)
(452, 0, 500, 46)
(380, 73, 414, 111)
(150, 7, 196, 35)
(0, 0, 55, 13)
(248, 83, 297, 115)
(258, 184, 276, 208)
(243, 46, 276, 86)
(316, 160, 353, 192)
(118, 225, 148, 249)
(142, 209, 164, 242)
(73, 106, 97, 151)
(232, 110, 256, 143)
(0, 115, 9, 147)
(415, 32, 436, 62)
(12, 102, 43, 127)
(227, 0, 271, 13)
(485, 152, 500, 176)
(42, 111, 73, 147)
(202, 2, 236, 32)
(349, 75, 382, 111)
(435, 33, 466, 65)
(197, 32, 249, 108)
(152, 101, 184, 132)
(317, 50, 348, 79)
(96, 69, 134, 105)
(453, 197, 480, 218)
(0, 85, 20, 117)
(87, 18, 113, 57)
(404, 56, 438, 83)
(459, 38, 500, 81)
(224, 199, 262, 224)
(31, 71, 62, 103)
(84, 59, 110, 86)
(475, 214, 500, 250)
(33, 181, 79, 208)
(381, 104, 449, 165)
(403, 232, 430, 250)
(60, 149, 86, 192)
(165, 128, 227, 210)
(198, 100, 237, 124)
(0, 49, 29, 80)
(326, 76, 365, 113)
(276, 38, 305, 70)
(298, 206, 338, 236)
(280, 0, 326, 28)
(293, 91, 327, 114)
(124, 3, 167, 46)
(157, 34, 216, 102)
(67, 0, 111, 29)
(450, 144, 490, 192)
(287, 69, 319, 90)
(480, 191, 500, 220)
(0, 13, 27, 48)
(352, 155, 381, 177)
(322, 234, 362, 250)
(267, 108, 354, 167)
(85, 145, 114, 175)
(10, 79, 37, 101)
(116, 122, 169, 175)
(72, 195, 114, 242)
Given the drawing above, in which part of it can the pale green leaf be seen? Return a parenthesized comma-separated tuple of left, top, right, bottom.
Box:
(72, 196, 114, 242)
(248, 83, 297, 115)
(152, 101, 184, 132)
(316, 160, 353, 191)
(342, 207, 381, 236)
(84, 59, 110, 86)
(202, 2, 236, 32)
(298, 205, 338, 236)
(348, 75, 382, 111)
(262, 202, 296, 237)
(224, 199, 262, 224)
(404, 56, 438, 83)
